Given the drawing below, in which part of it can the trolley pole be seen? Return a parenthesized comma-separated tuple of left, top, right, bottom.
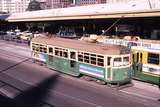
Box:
(101, 16, 124, 36)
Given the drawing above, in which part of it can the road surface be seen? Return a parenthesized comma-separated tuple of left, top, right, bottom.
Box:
(0, 40, 159, 107)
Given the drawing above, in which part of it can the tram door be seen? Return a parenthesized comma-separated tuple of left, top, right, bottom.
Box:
(106, 57, 112, 80)
(69, 50, 78, 75)
(133, 51, 143, 76)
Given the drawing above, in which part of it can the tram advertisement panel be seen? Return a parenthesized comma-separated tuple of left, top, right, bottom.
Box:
(79, 64, 105, 78)
(143, 64, 160, 75)
(32, 52, 47, 62)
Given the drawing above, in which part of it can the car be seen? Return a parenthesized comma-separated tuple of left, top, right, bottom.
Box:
(20, 31, 33, 41)
(20, 34, 32, 41)
(6, 31, 17, 40)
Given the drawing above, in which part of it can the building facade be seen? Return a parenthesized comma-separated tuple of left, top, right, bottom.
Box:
(1, 0, 158, 12)
(0, 0, 31, 13)
(45, 0, 132, 9)
(0, 0, 12, 13)
(107, 0, 130, 3)
(76, 0, 106, 5)
(46, 0, 74, 9)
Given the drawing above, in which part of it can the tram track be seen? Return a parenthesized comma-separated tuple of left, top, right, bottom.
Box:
(0, 58, 31, 73)
(0, 47, 32, 74)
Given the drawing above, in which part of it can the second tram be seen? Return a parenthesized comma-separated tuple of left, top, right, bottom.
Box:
(99, 36, 160, 85)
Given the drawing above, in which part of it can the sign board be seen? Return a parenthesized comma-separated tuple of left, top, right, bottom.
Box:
(80, 64, 105, 78)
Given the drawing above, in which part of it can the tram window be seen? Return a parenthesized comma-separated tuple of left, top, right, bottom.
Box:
(123, 57, 129, 62)
(84, 53, 89, 63)
(107, 57, 111, 66)
(40, 46, 47, 53)
(78, 54, 83, 62)
(40, 47, 42, 51)
(114, 57, 122, 67)
(97, 58, 104, 66)
(97, 55, 104, 58)
(36, 47, 40, 52)
(55, 50, 59, 56)
(32, 46, 35, 50)
(91, 54, 96, 57)
(84, 55, 89, 63)
(49, 47, 53, 54)
(84, 53, 89, 56)
(148, 53, 159, 65)
(91, 57, 96, 65)
(123, 56, 129, 65)
(43, 48, 47, 53)
(55, 47, 58, 50)
(60, 51, 63, 56)
(114, 58, 121, 62)
(63, 52, 68, 58)
(70, 51, 76, 59)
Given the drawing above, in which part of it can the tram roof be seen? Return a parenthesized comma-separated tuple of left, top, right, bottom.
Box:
(31, 36, 129, 55)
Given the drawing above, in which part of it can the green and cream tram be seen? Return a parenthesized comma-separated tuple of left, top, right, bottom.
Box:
(31, 37, 131, 84)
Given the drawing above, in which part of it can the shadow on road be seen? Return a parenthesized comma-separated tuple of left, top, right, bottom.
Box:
(0, 74, 59, 107)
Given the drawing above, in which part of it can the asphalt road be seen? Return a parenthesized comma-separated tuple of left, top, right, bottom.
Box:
(0, 40, 159, 107)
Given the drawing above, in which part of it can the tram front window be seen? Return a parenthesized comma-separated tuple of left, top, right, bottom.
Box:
(113, 57, 122, 67)
(123, 56, 129, 65)
(113, 56, 129, 67)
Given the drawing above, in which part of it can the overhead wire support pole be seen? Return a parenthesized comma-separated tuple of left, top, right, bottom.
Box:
(101, 16, 124, 36)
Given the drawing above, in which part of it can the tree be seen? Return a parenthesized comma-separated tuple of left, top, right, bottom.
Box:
(26, 0, 42, 11)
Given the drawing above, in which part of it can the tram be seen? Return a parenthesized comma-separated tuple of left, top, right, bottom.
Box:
(31, 36, 131, 84)
(98, 36, 160, 85)
(131, 40, 160, 85)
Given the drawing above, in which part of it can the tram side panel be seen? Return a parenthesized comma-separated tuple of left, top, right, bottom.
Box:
(45, 48, 132, 84)
(110, 55, 132, 84)
(132, 47, 160, 85)
(79, 63, 106, 81)
(112, 67, 131, 84)
(47, 56, 80, 76)
(77, 52, 131, 84)
(46, 47, 80, 76)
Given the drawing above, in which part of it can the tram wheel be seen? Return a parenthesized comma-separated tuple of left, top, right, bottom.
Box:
(81, 76, 93, 81)
(95, 80, 106, 85)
